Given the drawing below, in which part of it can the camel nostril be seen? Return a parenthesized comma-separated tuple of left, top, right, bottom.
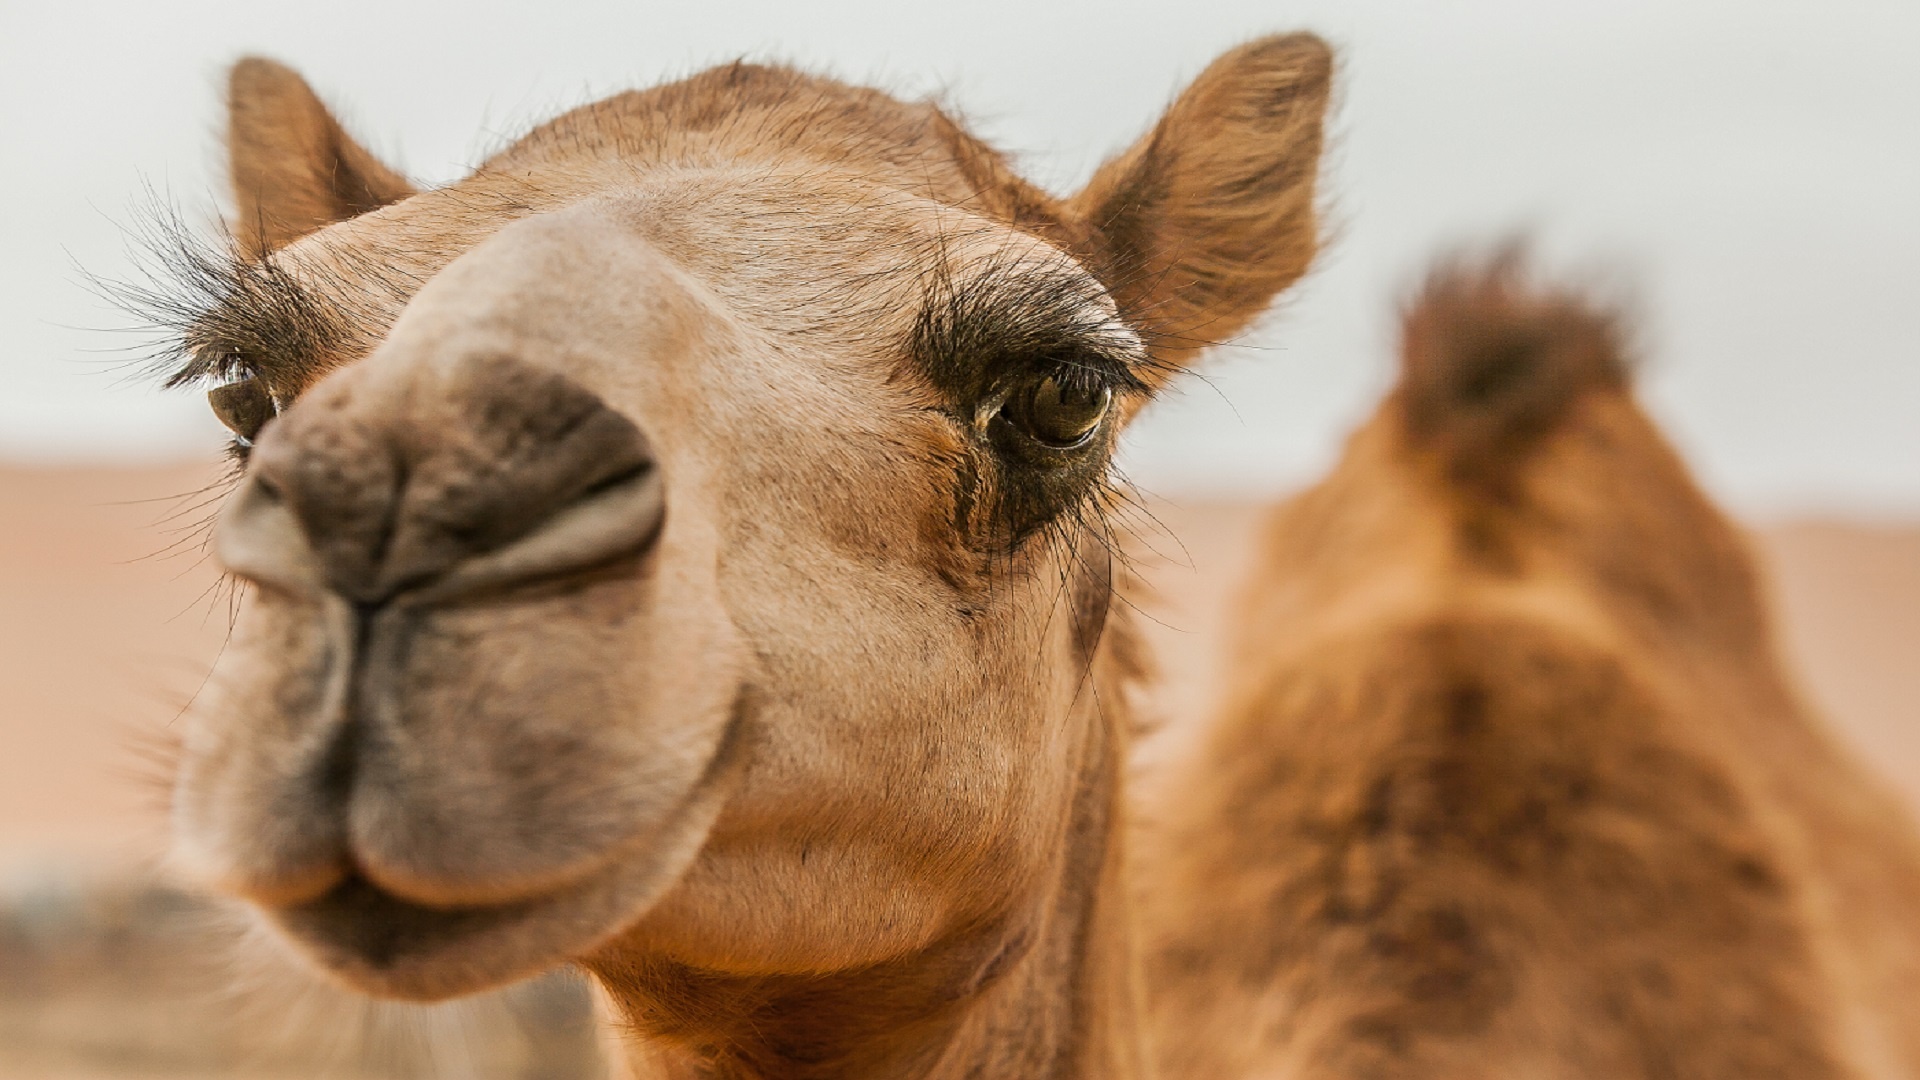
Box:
(225, 354, 661, 604)
(581, 460, 654, 500)
(216, 469, 329, 596)
(415, 459, 666, 602)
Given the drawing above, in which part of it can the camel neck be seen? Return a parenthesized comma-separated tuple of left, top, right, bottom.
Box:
(591, 706, 1144, 1080)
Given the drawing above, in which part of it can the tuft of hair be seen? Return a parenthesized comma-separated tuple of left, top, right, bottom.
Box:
(1396, 253, 1630, 491)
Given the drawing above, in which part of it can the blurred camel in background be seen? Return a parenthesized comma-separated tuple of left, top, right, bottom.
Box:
(1139, 258, 1920, 1079)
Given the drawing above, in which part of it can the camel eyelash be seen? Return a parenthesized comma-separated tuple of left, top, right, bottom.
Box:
(94, 199, 396, 395)
(195, 346, 257, 383)
(909, 246, 1155, 403)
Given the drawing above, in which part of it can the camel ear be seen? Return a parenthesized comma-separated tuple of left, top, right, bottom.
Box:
(1071, 34, 1331, 369)
(226, 57, 415, 256)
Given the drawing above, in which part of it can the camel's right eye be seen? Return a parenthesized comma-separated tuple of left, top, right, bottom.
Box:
(1008, 373, 1112, 449)
(208, 376, 277, 443)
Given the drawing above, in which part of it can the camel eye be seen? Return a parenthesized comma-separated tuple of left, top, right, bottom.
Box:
(1004, 373, 1112, 449)
(208, 376, 277, 443)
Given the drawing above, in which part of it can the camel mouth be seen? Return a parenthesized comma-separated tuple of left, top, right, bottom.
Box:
(254, 703, 754, 1002)
(268, 870, 587, 999)
(282, 871, 534, 962)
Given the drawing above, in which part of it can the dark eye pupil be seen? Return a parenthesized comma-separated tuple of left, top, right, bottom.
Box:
(1016, 374, 1111, 448)
(208, 376, 276, 443)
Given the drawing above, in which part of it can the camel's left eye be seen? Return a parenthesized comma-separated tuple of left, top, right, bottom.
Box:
(207, 376, 276, 443)
(1002, 373, 1112, 449)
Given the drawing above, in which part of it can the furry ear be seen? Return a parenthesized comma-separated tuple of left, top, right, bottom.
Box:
(1070, 34, 1332, 369)
(226, 57, 415, 256)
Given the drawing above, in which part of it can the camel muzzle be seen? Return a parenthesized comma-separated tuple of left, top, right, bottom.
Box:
(191, 348, 681, 913)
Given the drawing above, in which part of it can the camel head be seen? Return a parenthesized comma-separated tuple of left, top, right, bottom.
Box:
(163, 40, 1331, 1023)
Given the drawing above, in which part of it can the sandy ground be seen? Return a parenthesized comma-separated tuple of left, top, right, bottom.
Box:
(2, 462, 1914, 868)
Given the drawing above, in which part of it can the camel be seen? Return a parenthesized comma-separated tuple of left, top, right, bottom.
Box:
(1137, 258, 1920, 1079)
(153, 38, 1333, 1079)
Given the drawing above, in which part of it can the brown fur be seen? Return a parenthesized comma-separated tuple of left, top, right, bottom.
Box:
(1068, 35, 1330, 360)
(1139, 259, 1920, 1078)
(227, 58, 415, 257)
(162, 37, 1332, 1080)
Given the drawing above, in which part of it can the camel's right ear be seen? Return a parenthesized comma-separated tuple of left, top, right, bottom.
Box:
(1070, 34, 1332, 373)
(226, 57, 415, 257)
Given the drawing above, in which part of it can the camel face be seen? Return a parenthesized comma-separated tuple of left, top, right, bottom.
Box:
(184, 183, 1131, 999)
(165, 46, 1331, 1012)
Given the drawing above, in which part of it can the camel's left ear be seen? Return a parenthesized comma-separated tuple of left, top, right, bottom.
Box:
(226, 57, 416, 257)
(1070, 34, 1331, 370)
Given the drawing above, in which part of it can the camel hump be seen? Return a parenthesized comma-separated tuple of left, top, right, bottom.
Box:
(1395, 253, 1629, 488)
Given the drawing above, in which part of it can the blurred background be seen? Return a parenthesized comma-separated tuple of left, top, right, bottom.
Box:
(1, 1, 1914, 1077)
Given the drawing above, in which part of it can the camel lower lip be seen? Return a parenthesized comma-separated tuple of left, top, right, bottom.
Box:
(261, 843, 658, 1002)
(275, 875, 551, 976)
(259, 832, 675, 1002)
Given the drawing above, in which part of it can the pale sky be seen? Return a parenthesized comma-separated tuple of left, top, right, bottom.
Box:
(2, 0, 1916, 516)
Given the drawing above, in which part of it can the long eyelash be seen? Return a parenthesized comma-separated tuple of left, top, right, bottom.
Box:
(83, 201, 253, 387)
(1037, 358, 1118, 399)
(86, 193, 406, 395)
(910, 239, 1161, 401)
